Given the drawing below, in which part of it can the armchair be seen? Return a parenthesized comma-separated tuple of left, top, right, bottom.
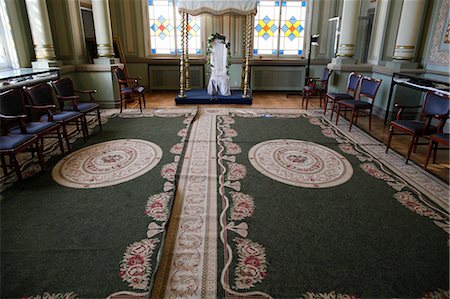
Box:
(0, 134, 44, 187)
(0, 89, 65, 155)
(335, 76, 382, 131)
(386, 92, 450, 164)
(52, 77, 102, 132)
(302, 68, 333, 110)
(24, 83, 87, 151)
(112, 67, 146, 113)
(325, 72, 362, 120)
(424, 133, 449, 169)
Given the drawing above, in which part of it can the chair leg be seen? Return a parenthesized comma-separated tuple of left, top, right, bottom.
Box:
(349, 108, 356, 131)
(1, 153, 8, 175)
(386, 126, 394, 153)
(10, 153, 23, 187)
(302, 92, 305, 108)
(319, 93, 323, 108)
(406, 136, 417, 164)
(82, 116, 88, 142)
(97, 108, 102, 131)
(424, 140, 434, 169)
(305, 93, 309, 110)
(57, 128, 65, 155)
(120, 95, 123, 113)
(36, 142, 45, 172)
(61, 124, 71, 151)
(432, 140, 438, 163)
(142, 92, 146, 108)
(330, 101, 336, 121)
(335, 104, 341, 125)
(139, 94, 143, 113)
(323, 97, 328, 115)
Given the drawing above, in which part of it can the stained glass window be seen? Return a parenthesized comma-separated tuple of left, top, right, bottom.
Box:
(148, 0, 201, 55)
(254, 1, 308, 56)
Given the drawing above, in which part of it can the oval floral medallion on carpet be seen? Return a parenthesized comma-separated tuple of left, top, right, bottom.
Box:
(248, 139, 353, 188)
(52, 139, 163, 188)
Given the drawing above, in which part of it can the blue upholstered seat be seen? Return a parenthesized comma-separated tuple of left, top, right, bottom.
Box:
(63, 102, 99, 113)
(9, 122, 59, 135)
(389, 120, 437, 135)
(0, 134, 36, 151)
(40, 110, 82, 122)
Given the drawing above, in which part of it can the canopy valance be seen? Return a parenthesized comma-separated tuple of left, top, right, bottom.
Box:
(178, 0, 257, 16)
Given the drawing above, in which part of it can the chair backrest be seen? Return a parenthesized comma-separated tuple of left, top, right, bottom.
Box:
(25, 83, 56, 106)
(0, 89, 27, 116)
(113, 67, 128, 89)
(358, 76, 382, 103)
(210, 38, 228, 76)
(321, 68, 333, 81)
(52, 78, 75, 97)
(347, 72, 362, 95)
(421, 92, 450, 130)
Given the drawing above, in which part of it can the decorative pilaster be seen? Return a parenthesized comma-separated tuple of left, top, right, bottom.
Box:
(335, 0, 361, 60)
(179, 12, 186, 98)
(92, 0, 118, 63)
(25, 0, 60, 67)
(184, 13, 191, 91)
(393, 0, 426, 60)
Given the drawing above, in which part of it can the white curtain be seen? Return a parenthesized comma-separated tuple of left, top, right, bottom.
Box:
(207, 39, 231, 96)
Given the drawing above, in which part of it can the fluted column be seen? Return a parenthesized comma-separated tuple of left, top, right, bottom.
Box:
(393, 0, 426, 60)
(25, 0, 58, 66)
(336, 0, 361, 58)
(92, 0, 115, 61)
(179, 12, 186, 98)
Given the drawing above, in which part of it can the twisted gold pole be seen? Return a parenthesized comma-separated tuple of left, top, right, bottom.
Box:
(243, 14, 252, 98)
(185, 13, 191, 90)
(179, 12, 186, 98)
(241, 16, 247, 90)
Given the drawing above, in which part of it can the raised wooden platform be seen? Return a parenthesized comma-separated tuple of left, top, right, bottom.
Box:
(175, 89, 252, 104)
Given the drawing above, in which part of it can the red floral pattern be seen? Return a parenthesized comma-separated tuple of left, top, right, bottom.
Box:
(224, 141, 242, 155)
(170, 143, 184, 155)
(221, 115, 235, 125)
(394, 191, 443, 220)
(119, 238, 159, 290)
(360, 163, 392, 181)
(177, 128, 188, 137)
(422, 289, 449, 299)
(309, 118, 322, 125)
(338, 144, 358, 156)
(223, 127, 238, 138)
(227, 162, 247, 181)
(234, 237, 268, 289)
(145, 192, 172, 221)
(161, 162, 178, 182)
(321, 128, 338, 138)
(230, 192, 255, 220)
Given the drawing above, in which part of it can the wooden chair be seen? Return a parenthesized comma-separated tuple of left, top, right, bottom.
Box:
(302, 68, 333, 110)
(335, 76, 382, 131)
(52, 77, 102, 132)
(424, 133, 449, 169)
(386, 92, 450, 164)
(0, 89, 65, 155)
(112, 67, 146, 113)
(0, 134, 44, 187)
(325, 72, 362, 120)
(24, 83, 87, 151)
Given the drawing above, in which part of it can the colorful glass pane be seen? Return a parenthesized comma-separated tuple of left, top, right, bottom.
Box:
(148, 0, 201, 55)
(253, 1, 280, 55)
(148, 0, 176, 54)
(279, 1, 307, 55)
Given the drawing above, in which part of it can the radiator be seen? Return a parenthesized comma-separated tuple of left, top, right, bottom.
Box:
(251, 66, 305, 91)
(149, 65, 204, 90)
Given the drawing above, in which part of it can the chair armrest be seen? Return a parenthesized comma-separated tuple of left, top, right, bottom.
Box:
(25, 104, 56, 110)
(57, 95, 79, 111)
(74, 89, 97, 94)
(0, 113, 28, 120)
(394, 103, 422, 120)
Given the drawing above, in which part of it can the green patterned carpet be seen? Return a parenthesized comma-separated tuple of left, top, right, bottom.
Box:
(152, 108, 449, 299)
(1, 109, 196, 298)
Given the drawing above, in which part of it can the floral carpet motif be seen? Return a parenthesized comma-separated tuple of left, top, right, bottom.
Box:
(248, 139, 353, 188)
(52, 139, 162, 188)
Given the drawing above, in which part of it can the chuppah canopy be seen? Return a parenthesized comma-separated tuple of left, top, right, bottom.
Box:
(176, 0, 257, 102)
(178, 0, 257, 16)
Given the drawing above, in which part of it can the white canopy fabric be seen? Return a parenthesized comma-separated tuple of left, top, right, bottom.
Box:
(207, 39, 231, 96)
(178, 0, 257, 16)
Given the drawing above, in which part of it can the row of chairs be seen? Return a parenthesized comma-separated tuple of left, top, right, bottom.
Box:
(0, 78, 101, 186)
(304, 69, 449, 166)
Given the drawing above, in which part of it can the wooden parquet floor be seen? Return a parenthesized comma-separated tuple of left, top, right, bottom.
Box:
(129, 90, 449, 183)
